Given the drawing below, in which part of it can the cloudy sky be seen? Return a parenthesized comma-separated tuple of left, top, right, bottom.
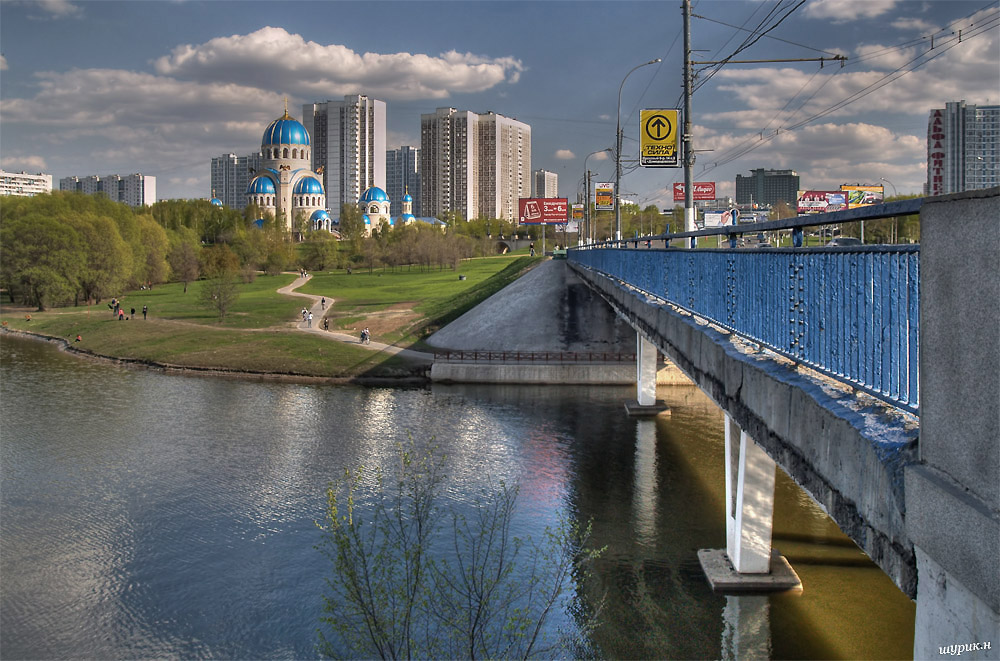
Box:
(1, 0, 997, 208)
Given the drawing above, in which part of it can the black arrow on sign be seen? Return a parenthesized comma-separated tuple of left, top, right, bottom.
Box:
(646, 115, 672, 140)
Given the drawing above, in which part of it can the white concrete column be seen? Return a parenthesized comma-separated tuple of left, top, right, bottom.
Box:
(721, 595, 772, 660)
(724, 413, 777, 574)
(637, 332, 657, 406)
(632, 420, 658, 547)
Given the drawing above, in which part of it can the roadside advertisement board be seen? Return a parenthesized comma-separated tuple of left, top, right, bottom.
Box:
(572, 203, 584, 220)
(639, 109, 680, 167)
(518, 197, 569, 224)
(840, 185, 884, 209)
(595, 183, 614, 211)
(797, 190, 847, 214)
(704, 209, 740, 227)
(673, 182, 716, 201)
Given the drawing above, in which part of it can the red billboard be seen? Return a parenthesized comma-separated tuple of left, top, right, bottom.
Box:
(518, 197, 569, 224)
(673, 182, 716, 201)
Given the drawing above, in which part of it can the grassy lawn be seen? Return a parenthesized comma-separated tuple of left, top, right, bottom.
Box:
(1, 255, 541, 379)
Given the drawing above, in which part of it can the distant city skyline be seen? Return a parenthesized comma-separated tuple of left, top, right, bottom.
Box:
(1, 1, 997, 208)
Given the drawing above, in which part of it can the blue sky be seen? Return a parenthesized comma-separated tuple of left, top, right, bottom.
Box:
(1, 0, 997, 208)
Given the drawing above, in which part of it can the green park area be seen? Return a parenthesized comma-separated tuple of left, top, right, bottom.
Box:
(1, 255, 540, 380)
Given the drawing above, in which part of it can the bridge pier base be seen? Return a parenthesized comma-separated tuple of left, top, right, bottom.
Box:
(699, 414, 801, 592)
(625, 333, 669, 416)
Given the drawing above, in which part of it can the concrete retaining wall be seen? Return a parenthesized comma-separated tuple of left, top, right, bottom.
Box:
(431, 362, 634, 384)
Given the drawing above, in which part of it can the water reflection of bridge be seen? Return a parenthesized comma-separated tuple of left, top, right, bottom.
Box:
(568, 188, 999, 659)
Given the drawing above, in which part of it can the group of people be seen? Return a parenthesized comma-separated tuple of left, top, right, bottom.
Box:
(360, 327, 371, 344)
(300, 307, 314, 327)
(109, 298, 147, 321)
(298, 297, 368, 343)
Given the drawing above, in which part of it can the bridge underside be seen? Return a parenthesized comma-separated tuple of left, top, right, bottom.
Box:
(570, 262, 919, 597)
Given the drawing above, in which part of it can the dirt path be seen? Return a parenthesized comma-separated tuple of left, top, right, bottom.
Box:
(277, 274, 435, 364)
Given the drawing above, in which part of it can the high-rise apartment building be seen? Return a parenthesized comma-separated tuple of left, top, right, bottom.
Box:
(303, 95, 386, 213)
(735, 168, 799, 207)
(419, 107, 531, 222)
(386, 146, 421, 217)
(927, 100, 999, 196)
(59, 173, 156, 207)
(532, 169, 558, 198)
(1, 170, 52, 197)
(211, 153, 262, 209)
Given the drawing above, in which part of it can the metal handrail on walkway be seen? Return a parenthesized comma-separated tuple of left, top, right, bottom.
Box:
(435, 350, 635, 364)
(568, 200, 922, 414)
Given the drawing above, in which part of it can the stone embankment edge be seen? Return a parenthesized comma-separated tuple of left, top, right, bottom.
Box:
(1, 327, 429, 386)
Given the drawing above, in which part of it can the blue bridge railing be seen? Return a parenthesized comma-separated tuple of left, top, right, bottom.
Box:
(568, 201, 921, 414)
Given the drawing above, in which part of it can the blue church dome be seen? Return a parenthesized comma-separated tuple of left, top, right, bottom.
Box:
(310, 209, 330, 222)
(294, 177, 324, 195)
(210, 197, 223, 206)
(247, 176, 276, 194)
(262, 110, 310, 147)
(360, 187, 389, 203)
(402, 193, 413, 203)
(252, 218, 266, 228)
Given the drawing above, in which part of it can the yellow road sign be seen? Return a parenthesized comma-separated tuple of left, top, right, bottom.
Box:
(640, 109, 680, 167)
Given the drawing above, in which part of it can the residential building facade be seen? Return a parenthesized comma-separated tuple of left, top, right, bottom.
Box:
(386, 145, 421, 217)
(532, 169, 558, 198)
(419, 107, 531, 222)
(210, 152, 262, 210)
(927, 100, 1000, 196)
(59, 173, 156, 207)
(303, 95, 386, 213)
(735, 168, 799, 208)
(1, 170, 53, 197)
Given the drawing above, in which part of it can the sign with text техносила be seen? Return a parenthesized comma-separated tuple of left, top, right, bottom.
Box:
(640, 109, 680, 167)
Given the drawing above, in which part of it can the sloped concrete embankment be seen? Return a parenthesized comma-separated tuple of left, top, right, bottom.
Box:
(427, 260, 688, 385)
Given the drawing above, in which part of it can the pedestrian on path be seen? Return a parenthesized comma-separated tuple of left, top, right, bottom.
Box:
(308, 312, 313, 328)
(321, 297, 326, 310)
(142, 305, 147, 320)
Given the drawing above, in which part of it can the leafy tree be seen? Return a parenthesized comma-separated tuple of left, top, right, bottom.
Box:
(136, 215, 170, 289)
(68, 212, 132, 304)
(168, 228, 202, 293)
(301, 232, 339, 271)
(201, 243, 241, 278)
(0, 214, 84, 310)
(199, 269, 240, 322)
(339, 203, 366, 255)
(317, 440, 603, 660)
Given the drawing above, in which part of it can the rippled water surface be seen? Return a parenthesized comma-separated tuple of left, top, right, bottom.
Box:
(1, 336, 914, 659)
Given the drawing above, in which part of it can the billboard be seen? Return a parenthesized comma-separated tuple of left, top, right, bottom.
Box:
(673, 182, 716, 201)
(840, 185, 884, 209)
(518, 197, 569, 224)
(639, 109, 680, 167)
(595, 182, 614, 211)
(572, 203, 584, 220)
(704, 209, 740, 227)
(797, 190, 847, 214)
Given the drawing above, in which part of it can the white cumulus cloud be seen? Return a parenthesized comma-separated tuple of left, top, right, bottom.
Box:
(803, 0, 899, 22)
(1, 154, 48, 171)
(152, 27, 523, 101)
(555, 149, 575, 160)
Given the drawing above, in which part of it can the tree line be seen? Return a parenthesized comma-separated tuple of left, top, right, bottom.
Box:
(0, 192, 523, 311)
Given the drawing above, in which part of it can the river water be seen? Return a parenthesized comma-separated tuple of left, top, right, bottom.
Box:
(0, 335, 914, 659)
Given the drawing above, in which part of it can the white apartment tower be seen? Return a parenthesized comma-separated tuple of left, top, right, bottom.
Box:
(211, 153, 262, 209)
(532, 169, 558, 198)
(303, 95, 386, 213)
(1, 170, 53, 197)
(386, 146, 421, 216)
(59, 173, 156, 207)
(419, 107, 531, 222)
(927, 100, 1000, 196)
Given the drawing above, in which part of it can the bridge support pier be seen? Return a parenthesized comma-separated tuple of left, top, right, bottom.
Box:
(699, 414, 800, 591)
(625, 333, 669, 416)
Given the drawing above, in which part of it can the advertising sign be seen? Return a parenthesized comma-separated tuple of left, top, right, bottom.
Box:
(840, 185, 884, 209)
(639, 109, 680, 167)
(704, 209, 740, 228)
(572, 203, 584, 220)
(928, 109, 945, 196)
(595, 183, 614, 211)
(673, 182, 716, 201)
(797, 190, 847, 214)
(518, 197, 569, 224)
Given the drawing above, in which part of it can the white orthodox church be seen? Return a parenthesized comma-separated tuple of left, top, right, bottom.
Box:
(235, 105, 441, 236)
(245, 106, 331, 231)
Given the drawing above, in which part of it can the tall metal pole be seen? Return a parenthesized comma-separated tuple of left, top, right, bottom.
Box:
(585, 148, 611, 245)
(683, 0, 696, 246)
(616, 59, 661, 242)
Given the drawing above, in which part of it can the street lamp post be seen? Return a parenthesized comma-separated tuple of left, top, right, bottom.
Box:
(615, 58, 661, 242)
(881, 177, 898, 243)
(584, 148, 612, 245)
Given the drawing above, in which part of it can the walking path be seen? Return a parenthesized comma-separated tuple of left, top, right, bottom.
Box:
(277, 274, 435, 363)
